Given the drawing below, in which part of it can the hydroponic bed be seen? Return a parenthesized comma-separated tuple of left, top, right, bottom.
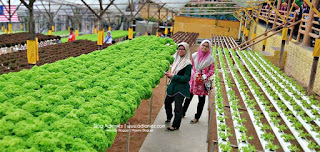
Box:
(60, 30, 136, 43)
(0, 36, 176, 152)
(208, 36, 320, 152)
(171, 31, 199, 46)
(0, 33, 60, 48)
(0, 31, 26, 35)
(44, 30, 70, 37)
(0, 40, 110, 75)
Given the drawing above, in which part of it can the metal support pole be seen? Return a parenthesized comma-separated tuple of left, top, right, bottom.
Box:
(279, 26, 288, 68)
(252, 23, 257, 51)
(126, 122, 130, 152)
(262, 21, 268, 51)
(149, 94, 153, 126)
(279, 39, 286, 67)
(238, 17, 242, 40)
(210, 140, 217, 152)
(307, 57, 319, 95)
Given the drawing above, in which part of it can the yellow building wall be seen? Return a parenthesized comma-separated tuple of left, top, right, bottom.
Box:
(248, 23, 320, 95)
(173, 16, 240, 39)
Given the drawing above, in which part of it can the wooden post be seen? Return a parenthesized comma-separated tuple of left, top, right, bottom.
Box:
(130, 0, 133, 20)
(147, 1, 150, 33)
(158, 5, 161, 29)
(252, 22, 257, 50)
(49, 2, 52, 31)
(21, 0, 36, 65)
(262, 19, 269, 51)
(302, 0, 320, 46)
(252, 7, 261, 51)
(165, 9, 169, 37)
(238, 17, 242, 40)
(273, 0, 282, 28)
(129, 0, 133, 27)
(28, 3, 35, 40)
(98, 1, 103, 50)
(240, 16, 244, 41)
(263, 1, 274, 51)
(107, 14, 111, 30)
(243, 15, 248, 42)
(288, 12, 296, 41)
(40, 0, 53, 32)
(20, 0, 35, 39)
(71, 8, 80, 36)
(278, 0, 298, 65)
(245, 16, 249, 42)
(287, 0, 292, 15)
(307, 57, 319, 95)
(8, 0, 11, 34)
(307, 38, 320, 95)
(279, 26, 288, 68)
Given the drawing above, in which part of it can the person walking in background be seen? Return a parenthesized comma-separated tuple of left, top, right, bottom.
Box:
(104, 31, 113, 44)
(68, 28, 76, 42)
(182, 40, 215, 124)
(164, 42, 192, 131)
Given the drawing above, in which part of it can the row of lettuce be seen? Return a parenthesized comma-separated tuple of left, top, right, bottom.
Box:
(0, 36, 176, 151)
(60, 30, 136, 43)
(214, 47, 320, 151)
(44, 30, 70, 36)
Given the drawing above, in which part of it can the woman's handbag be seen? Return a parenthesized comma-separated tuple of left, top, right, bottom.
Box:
(196, 70, 212, 91)
(204, 79, 212, 92)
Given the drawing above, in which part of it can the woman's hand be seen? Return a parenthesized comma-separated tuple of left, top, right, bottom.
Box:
(165, 72, 173, 79)
(202, 74, 207, 80)
(197, 76, 204, 82)
(169, 74, 173, 79)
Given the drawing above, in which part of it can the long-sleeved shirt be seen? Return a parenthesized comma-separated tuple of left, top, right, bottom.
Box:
(104, 36, 112, 44)
(68, 33, 75, 42)
(189, 59, 215, 96)
(167, 65, 192, 98)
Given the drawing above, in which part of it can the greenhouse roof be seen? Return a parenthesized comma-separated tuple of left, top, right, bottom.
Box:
(1, 0, 263, 19)
(151, 0, 191, 12)
(231, 0, 265, 7)
(10, 0, 191, 13)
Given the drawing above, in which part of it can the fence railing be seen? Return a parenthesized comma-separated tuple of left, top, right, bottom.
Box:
(256, 9, 297, 40)
(296, 13, 320, 42)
